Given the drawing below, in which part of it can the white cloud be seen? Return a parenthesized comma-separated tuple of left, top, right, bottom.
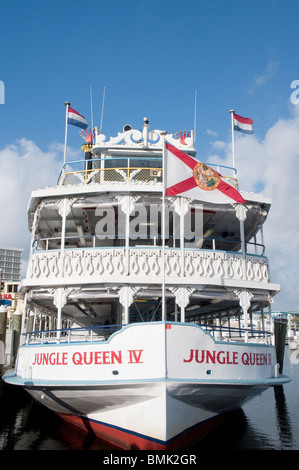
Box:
(0, 139, 80, 278)
(249, 59, 279, 93)
(254, 59, 279, 86)
(207, 110, 299, 311)
(206, 129, 218, 137)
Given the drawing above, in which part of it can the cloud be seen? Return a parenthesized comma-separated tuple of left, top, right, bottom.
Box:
(206, 129, 218, 137)
(249, 59, 279, 93)
(207, 110, 299, 311)
(0, 139, 79, 278)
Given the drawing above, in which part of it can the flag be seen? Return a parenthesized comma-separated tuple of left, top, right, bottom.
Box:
(67, 107, 88, 129)
(233, 113, 253, 134)
(165, 142, 246, 204)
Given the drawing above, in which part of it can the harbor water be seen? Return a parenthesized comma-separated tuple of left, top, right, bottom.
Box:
(0, 346, 298, 452)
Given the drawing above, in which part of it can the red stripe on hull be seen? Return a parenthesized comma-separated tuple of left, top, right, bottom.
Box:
(56, 412, 227, 450)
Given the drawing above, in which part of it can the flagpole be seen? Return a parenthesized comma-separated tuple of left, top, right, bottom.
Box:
(161, 131, 167, 322)
(229, 109, 235, 172)
(90, 86, 94, 141)
(63, 101, 70, 166)
(194, 89, 197, 143)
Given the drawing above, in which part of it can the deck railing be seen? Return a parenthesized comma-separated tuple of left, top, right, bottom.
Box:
(57, 157, 238, 188)
(23, 324, 122, 345)
(22, 322, 272, 346)
(31, 234, 265, 256)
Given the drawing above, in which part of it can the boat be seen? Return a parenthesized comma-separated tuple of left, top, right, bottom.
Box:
(3, 114, 290, 450)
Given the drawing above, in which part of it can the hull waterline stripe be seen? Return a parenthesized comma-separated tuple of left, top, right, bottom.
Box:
(58, 411, 225, 448)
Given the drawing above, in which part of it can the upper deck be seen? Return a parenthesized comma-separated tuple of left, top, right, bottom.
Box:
(57, 120, 237, 189)
(27, 119, 271, 258)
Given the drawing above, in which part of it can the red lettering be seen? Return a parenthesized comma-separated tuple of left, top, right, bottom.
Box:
(32, 352, 69, 366)
(195, 350, 205, 363)
(41, 353, 48, 365)
(268, 353, 272, 365)
(216, 351, 225, 364)
(184, 349, 239, 365)
(56, 353, 62, 365)
(62, 352, 68, 365)
(206, 350, 216, 364)
(83, 352, 93, 365)
(184, 349, 194, 363)
(72, 352, 83, 365)
(111, 351, 122, 364)
(232, 352, 238, 364)
(49, 353, 56, 365)
(128, 349, 144, 363)
(226, 351, 233, 364)
(94, 351, 102, 364)
(102, 351, 110, 364)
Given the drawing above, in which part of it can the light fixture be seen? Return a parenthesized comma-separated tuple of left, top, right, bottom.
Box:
(186, 304, 201, 311)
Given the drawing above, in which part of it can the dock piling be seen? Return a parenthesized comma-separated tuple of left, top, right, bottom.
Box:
(274, 315, 287, 374)
(12, 309, 22, 366)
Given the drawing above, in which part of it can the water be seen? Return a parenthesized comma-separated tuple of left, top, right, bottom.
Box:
(0, 347, 298, 452)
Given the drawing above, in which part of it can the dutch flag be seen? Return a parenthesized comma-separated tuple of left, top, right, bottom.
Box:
(233, 113, 253, 134)
(68, 107, 88, 129)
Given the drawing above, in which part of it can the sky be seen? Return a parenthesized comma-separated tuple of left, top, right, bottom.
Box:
(0, 0, 298, 311)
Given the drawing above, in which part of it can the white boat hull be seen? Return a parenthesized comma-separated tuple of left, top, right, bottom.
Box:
(3, 322, 290, 450)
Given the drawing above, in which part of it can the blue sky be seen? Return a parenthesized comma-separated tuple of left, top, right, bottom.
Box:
(0, 0, 299, 311)
(0, 0, 296, 156)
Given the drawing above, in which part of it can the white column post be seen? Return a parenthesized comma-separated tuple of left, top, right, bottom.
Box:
(180, 197, 185, 278)
(229, 110, 236, 173)
(236, 289, 253, 343)
(126, 196, 130, 275)
(234, 204, 248, 278)
(161, 131, 167, 321)
(63, 101, 70, 166)
(119, 286, 139, 325)
(56, 198, 70, 336)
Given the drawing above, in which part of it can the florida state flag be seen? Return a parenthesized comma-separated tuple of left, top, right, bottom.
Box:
(165, 142, 246, 204)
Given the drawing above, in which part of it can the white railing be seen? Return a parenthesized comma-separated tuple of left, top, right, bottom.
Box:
(57, 157, 238, 188)
(22, 322, 273, 346)
(27, 246, 269, 285)
(24, 324, 121, 345)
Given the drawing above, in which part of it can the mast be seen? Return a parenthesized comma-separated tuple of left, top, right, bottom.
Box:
(63, 101, 70, 166)
(81, 128, 94, 176)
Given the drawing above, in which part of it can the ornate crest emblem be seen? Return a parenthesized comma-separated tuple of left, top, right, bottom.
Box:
(80, 127, 95, 144)
(174, 130, 190, 145)
(193, 162, 221, 191)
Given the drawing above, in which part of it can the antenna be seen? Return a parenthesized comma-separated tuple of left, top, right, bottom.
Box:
(90, 85, 94, 141)
(194, 89, 197, 142)
(100, 86, 106, 133)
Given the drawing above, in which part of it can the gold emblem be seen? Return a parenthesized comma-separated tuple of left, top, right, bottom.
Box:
(193, 162, 221, 191)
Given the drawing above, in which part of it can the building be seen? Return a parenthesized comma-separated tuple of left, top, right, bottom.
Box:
(0, 246, 23, 283)
(0, 247, 24, 326)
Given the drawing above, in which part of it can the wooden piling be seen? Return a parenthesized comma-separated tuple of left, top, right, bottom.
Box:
(274, 315, 287, 374)
(12, 309, 22, 366)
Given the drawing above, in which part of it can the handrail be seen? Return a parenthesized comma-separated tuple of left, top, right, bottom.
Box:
(60, 156, 237, 172)
(57, 157, 238, 187)
(203, 324, 271, 336)
(22, 322, 272, 346)
(23, 324, 123, 345)
(31, 234, 265, 256)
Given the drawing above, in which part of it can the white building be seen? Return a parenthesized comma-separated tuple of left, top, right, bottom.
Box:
(0, 246, 23, 282)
